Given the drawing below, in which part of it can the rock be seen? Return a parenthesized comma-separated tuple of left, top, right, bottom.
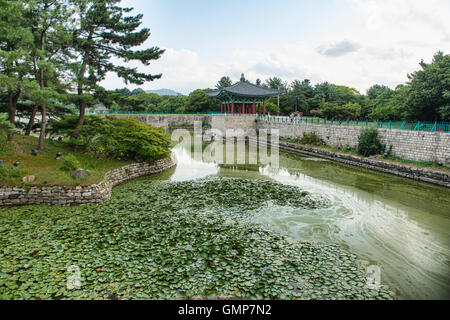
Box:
(13, 162, 20, 167)
(71, 168, 89, 180)
(22, 175, 36, 183)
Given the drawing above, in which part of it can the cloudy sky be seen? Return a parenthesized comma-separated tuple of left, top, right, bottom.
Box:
(101, 0, 450, 95)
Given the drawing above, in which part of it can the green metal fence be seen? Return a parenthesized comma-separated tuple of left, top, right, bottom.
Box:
(257, 115, 450, 133)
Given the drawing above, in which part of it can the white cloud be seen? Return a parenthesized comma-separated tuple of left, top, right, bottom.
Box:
(317, 40, 361, 57)
(101, 0, 450, 95)
(101, 48, 222, 94)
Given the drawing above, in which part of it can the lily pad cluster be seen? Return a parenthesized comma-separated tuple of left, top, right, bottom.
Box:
(0, 177, 395, 300)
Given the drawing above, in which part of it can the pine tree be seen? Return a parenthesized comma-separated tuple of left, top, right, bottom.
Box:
(26, 0, 73, 149)
(0, 0, 34, 125)
(216, 76, 232, 90)
(69, 0, 164, 137)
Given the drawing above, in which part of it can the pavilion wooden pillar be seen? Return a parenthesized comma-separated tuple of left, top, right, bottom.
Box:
(253, 102, 256, 114)
(221, 103, 223, 114)
(242, 102, 244, 114)
(263, 102, 266, 116)
(231, 101, 234, 114)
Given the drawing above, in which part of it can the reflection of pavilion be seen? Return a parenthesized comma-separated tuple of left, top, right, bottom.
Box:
(206, 74, 282, 115)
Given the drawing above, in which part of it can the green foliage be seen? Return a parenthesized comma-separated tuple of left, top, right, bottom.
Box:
(0, 113, 16, 150)
(49, 115, 171, 163)
(159, 96, 187, 113)
(264, 77, 288, 91)
(341, 144, 355, 153)
(383, 144, 393, 158)
(369, 85, 409, 120)
(183, 89, 220, 113)
(0, 135, 131, 186)
(216, 76, 232, 89)
(357, 128, 383, 157)
(320, 102, 362, 120)
(366, 84, 392, 100)
(406, 51, 450, 120)
(0, 166, 21, 180)
(299, 133, 325, 146)
(265, 102, 280, 115)
(437, 105, 450, 121)
(60, 154, 81, 172)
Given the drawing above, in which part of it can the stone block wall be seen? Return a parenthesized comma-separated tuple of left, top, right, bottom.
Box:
(0, 157, 176, 207)
(211, 115, 257, 136)
(114, 114, 212, 129)
(257, 121, 450, 164)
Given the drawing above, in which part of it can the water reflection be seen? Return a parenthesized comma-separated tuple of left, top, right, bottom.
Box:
(170, 146, 219, 181)
(168, 143, 450, 299)
(257, 166, 450, 300)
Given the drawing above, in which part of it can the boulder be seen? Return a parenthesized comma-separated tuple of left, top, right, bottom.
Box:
(71, 168, 89, 180)
(22, 175, 36, 183)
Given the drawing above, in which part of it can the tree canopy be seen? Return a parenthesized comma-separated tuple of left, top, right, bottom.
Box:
(0, 0, 163, 149)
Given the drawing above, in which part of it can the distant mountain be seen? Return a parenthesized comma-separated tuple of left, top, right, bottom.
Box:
(145, 89, 183, 96)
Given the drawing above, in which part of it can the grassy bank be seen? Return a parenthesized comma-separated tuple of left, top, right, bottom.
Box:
(0, 135, 131, 186)
(279, 136, 450, 172)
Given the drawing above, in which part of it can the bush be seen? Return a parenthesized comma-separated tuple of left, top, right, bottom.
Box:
(357, 128, 383, 156)
(49, 115, 172, 163)
(0, 166, 22, 180)
(60, 154, 81, 171)
(299, 133, 325, 146)
(341, 144, 355, 153)
(0, 113, 16, 152)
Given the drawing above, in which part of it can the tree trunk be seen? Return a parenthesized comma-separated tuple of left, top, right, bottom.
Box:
(25, 105, 38, 136)
(39, 105, 46, 150)
(72, 94, 86, 138)
(38, 30, 46, 150)
(72, 30, 93, 138)
(8, 92, 19, 124)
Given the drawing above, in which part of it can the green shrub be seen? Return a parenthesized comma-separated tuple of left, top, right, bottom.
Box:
(382, 144, 393, 158)
(299, 133, 325, 146)
(0, 113, 16, 152)
(49, 115, 171, 163)
(357, 128, 383, 157)
(341, 144, 355, 153)
(60, 154, 81, 171)
(0, 166, 22, 180)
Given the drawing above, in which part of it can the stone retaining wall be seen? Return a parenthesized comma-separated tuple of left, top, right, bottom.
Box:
(273, 141, 450, 188)
(114, 114, 212, 129)
(0, 156, 176, 207)
(256, 121, 450, 164)
(211, 115, 257, 136)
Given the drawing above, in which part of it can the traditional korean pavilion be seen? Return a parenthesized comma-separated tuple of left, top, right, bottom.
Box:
(206, 74, 282, 115)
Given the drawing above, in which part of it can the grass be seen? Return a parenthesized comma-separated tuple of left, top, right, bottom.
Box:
(0, 135, 131, 186)
(279, 136, 450, 172)
(381, 156, 450, 171)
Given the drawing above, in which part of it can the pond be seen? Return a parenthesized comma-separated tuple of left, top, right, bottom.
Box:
(0, 142, 448, 300)
(167, 142, 450, 300)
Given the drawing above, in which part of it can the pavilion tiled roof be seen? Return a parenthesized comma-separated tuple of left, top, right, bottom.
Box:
(206, 74, 282, 98)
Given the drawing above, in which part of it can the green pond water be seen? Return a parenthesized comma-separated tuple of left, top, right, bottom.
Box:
(165, 143, 450, 300)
